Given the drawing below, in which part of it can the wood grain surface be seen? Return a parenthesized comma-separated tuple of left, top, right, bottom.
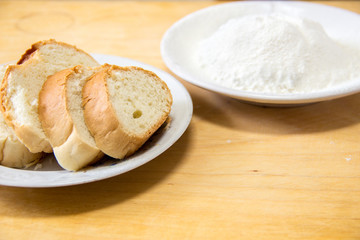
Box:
(0, 1, 360, 239)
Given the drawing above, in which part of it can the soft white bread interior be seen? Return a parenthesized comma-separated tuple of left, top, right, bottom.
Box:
(0, 65, 43, 168)
(39, 65, 104, 171)
(0, 39, 100, 153)
(82, 65, 173, 159)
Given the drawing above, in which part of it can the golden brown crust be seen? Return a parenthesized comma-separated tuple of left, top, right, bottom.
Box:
(38, 68, 74, 147)
(39, 65, 105, 171)
(82, 65, 172, 159)
(0, 39, 98, 154)
(17, 45, 37, 65)
(82, 66, 138, 158)
(0, 137, 43, 168)
(0, 65, 53, 153)
(17, 39, 96, 65)
(0, 64, 44, 168)
(0, 66, 14, 130)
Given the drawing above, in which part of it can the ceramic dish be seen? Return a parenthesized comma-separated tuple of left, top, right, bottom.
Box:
(161, 1, 360, 106)
(0, 54, 193, 187)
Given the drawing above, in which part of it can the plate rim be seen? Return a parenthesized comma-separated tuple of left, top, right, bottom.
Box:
(0, 54, 193, 188)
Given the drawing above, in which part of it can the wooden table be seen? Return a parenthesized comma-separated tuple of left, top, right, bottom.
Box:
(1, 1, 360, 239)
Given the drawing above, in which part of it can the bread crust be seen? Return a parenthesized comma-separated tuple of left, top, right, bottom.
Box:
(0, 65, 53, 153)
(53, 126, 104, 171)
(17, 39, 95, 65)
(0, 64, 43, 168)
(39, 68, 74, 147)
(82, 65, 172, 159)
(0, 39, 99, 154)
(39, 65, 104, 171)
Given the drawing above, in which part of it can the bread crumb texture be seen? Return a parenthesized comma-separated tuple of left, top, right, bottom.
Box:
(109, 66, 172, 136)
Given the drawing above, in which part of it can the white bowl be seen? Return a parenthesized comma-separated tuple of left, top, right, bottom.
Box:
(161, 1, 360, 106)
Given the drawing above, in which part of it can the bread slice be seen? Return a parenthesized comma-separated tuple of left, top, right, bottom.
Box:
(0, 65, 43, 168)
(39, 65, 104, 171)
(82, 65, 173, 159)
(0, 39, 100, 153)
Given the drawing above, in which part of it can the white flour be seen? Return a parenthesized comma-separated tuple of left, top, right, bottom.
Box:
(197, 14, 360, 94)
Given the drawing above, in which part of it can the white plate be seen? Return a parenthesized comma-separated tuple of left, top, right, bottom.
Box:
(0, 54, 193, 188)
(161, 1, 360, 106)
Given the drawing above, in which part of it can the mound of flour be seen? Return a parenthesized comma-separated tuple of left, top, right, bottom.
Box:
(197, 14, 360, 93)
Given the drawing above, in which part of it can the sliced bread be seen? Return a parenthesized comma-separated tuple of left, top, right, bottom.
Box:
(39, 65, 104, 171)
(0, 39, 100, 153)
(82, 65, 173, 159)
(0, 65, 43, 168)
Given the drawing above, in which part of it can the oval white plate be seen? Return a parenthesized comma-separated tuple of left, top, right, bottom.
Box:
(0, 54, 193, 188)
(161, 1, 360, 106)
